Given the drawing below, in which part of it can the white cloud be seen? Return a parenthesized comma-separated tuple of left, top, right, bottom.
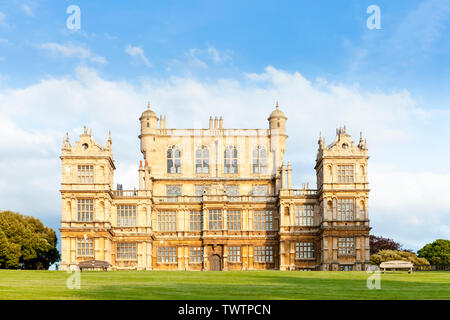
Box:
(207, 46, 232, 64)
(22, 4, 34, 17)
(0, 11, 7, 27)
(39, 42, 107, 64)
(125, 44, 152, 67)
(181, 46, 233, 69)
(0, 66, 448, 251)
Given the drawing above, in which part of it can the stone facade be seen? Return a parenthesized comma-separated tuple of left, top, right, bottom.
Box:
(60, 103, 370, 271)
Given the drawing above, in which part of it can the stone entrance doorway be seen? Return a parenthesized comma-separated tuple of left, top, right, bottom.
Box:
(210, 254, 221, 271)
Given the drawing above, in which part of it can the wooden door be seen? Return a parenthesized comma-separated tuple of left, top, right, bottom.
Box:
(210, 254, 221, 271)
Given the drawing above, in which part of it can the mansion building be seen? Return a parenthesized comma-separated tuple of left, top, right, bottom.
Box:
(60, 103, 370, 271)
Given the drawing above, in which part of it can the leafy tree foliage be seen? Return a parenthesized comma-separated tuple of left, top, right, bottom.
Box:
(370, 250, 429, 266)
(0, 210, 60, 269)
(417, 239, 450, 266)
(369, 235, 403, 255)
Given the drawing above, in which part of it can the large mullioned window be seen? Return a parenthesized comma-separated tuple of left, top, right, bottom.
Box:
(295, 242, 314, 259)
(337, 199, 354, 220)
(116, 243, 136, 260)
(157, 211, 177, 231)
(228, 247, 241, 263)
(78, 165, 94, 184)
(254, 210, 273, 231)
(117, 205, 136, 227)
(227, 210, 241, 231)
(167, 146, 181, 173)
(190, 247, 203, 263)
(252, 146, 267, 174)
(295, 205, 314, 226)
(189, 211, 203, 231)
(195, 146, 209, 174)
(158, 247, 177, 263)
(166, 185, 182, 202)
(254, 246, 273, 263)
(77, 199, 93, 222)
(77, 238, 93, 256)
(338, 238, 355, 256)
(337, 165, 354, 183)
(224, 146, 238, 173)
(208, 210, 222, 230)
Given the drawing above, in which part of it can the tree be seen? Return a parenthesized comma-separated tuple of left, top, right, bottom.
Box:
(0, 210, 60, 269)
(370, 250, 429, 266)
(417, 239, 450, 266)
(369, 235, 402, 255)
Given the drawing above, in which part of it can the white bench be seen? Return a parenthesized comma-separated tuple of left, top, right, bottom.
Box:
(380, 260, 413, 273)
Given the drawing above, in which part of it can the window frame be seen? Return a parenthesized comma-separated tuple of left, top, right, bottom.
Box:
(77, 199, 94, 222)
(116, 242, 137, 260)
(77, 165, 94, 184)
(337, 198, 355, 221)
(189, 210, 203, 231)
(252, 145, 267, 174)
(224, 146, 238, 174)
(227, 210, 241, 231)
(254, 210, 273, 231)
(254, 246, 274, 263)
(117, 205, 136, 227)
(337, 165, 354, 183)
(338, 237, 355, 256)
(167, 145, 181, 174)
(208, 209, 222, 230)
(157, 247, 177, 264)
(189, 247, 203, 263)
(295, 204, 314, 226)
(77, 238, 94, 257)
(157, 211, 177, 232)
(228, 246, 241, 263)
(195, 146, 210, 174)
(295, 242, 315, 259)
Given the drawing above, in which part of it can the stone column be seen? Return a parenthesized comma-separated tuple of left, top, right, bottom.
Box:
(281, 162, 287, 189)
(202, 208, 208, 231)
(279, 240, 287, 270)
(138, 161, 144, 190)
(223, 244, 228, 271)
(287, 162, 292, 189)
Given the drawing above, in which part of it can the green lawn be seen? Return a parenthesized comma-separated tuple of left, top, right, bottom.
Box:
(0, 270, 448, 300)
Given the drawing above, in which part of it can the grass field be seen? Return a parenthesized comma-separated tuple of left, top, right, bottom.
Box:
(0, 270, 448, 300)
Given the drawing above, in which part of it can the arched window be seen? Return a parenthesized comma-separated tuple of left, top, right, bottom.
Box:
(252, 146, 267, 174)
(224, 146, 238, 174)
(167, 146, 181, 173)
(195, 146, 209, 174)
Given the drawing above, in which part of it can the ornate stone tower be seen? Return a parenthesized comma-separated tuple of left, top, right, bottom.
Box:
(139, 102, 159, 163)
(315, 126, 370, 271)
(268, 102, 288, 189)
(60, 126, 115, 270)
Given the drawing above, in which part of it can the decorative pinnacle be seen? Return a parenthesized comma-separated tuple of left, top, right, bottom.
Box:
(147, 101, 150, 110)
(276, 101, 279, 109)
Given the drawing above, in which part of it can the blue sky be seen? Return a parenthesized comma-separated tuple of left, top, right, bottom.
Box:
(0, 0, 449, 253)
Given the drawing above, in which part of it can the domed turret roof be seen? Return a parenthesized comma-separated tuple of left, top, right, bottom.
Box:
(269, 102, 287, 119)
(140, 102, 157, 119)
